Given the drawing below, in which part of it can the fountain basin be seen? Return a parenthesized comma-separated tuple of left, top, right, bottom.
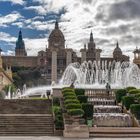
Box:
(94, 105, 122, 113)
(93, 113, 133, 127)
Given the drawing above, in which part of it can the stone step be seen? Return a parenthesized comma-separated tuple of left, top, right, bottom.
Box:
(89, 127, 140, 137)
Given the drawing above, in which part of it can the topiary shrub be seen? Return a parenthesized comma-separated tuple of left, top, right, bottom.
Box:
(62, 87, 74, 94)
(128, 89, 140, 95)
(65, 103, 81, 110)
(122, 96, 135, 110)
(64, 99, 80, 105)
(63, 92, 76, 98)
(135, 93, 140, 98)
(130, 104, 140, 120)
(82, 103, 93, 119)
(64, 95, 77, 100)
(77, 95, 88, 103)
(75, 89, 85, 96)
(67, 109, 84, 116)
(126, 87, 136, 92)
(115, 89, 127, 103)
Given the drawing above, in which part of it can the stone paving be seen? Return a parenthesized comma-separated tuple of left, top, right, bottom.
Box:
(0, 137, 139, 140)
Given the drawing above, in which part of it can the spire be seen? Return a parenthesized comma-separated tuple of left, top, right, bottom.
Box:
(116, 41, 119, 48)
(18, 29, 23, 41)
(55, 20, 59, 29)
(90, 31, 94, 42)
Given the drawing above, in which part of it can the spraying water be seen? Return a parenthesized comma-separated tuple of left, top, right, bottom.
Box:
(60, 61, 140, 88)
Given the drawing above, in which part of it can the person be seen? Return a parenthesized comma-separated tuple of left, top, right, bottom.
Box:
(46, 90, 50, 100)
(106, 83, 111, 96)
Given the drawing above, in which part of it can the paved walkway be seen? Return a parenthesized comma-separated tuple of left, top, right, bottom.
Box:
(0, 137, 139, 140)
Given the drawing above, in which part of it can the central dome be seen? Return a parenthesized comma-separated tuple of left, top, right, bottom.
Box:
(48, 21, 65, 49)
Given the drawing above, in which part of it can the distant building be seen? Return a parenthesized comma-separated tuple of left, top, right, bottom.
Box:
(0, 49, 13, 90)
(133, 47, 140, 67)
(2, 21, 129, 84)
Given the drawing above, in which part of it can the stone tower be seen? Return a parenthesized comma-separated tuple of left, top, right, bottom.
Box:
(86, 31, 96, 61)
(15, 30, 27, 56)
(133, 47, 140, 67)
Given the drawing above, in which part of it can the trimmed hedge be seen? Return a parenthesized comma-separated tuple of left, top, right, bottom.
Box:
(65, 103, 81, 110)
(75, 89, 85, 96)
(62, 87, 74, 93)
(64, 95, 77, 100)
(122, 96, 135, 110)
(77, 95, 88, 103)
(130, 104, 140, 120)
(82, 103, 93, 119)
(64, 99, 80, 105)
(126, 87, 136, 92)
(67, 109, 84, 116)
(128, 89, 140, 95)
(115, 89, 127, 103)
(63, 92, 75, 98)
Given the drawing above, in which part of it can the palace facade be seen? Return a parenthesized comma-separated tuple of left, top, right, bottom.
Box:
(2, 21, 129, 84)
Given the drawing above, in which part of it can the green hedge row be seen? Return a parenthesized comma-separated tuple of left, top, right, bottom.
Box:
(122, 96, 135, 110)
(130, 104, 140, 120)
(115, 89, 127, 103)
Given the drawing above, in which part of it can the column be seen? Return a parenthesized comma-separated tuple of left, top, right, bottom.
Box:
(66, 50, 72, 66)
(81, 50, 86, 63)
(51, 50, 57, 83)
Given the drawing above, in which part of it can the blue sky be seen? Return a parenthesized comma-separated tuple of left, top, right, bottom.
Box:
(0, 0, 140, 60)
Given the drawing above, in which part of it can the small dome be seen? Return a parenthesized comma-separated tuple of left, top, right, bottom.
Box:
(113, 42, 122, 54)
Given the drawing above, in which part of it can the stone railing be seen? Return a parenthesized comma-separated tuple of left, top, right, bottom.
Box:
(53, 88, 116, 99)
(85, 89, 116, 99)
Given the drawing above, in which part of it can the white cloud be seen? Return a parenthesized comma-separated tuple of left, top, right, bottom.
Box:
(0, 32, 16, 42)
(0, 11, 23, 27)
(24, 38, 47, 56)
(0, 0, 25, 5)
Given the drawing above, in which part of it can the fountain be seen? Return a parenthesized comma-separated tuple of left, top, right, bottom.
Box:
(60, 61, 140, 88)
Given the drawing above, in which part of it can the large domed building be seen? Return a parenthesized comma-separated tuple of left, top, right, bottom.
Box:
(2, 21, 130, 84)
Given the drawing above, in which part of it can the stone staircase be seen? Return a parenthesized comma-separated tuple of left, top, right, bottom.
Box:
(89, 127, 140, 137)
(0, 99, 54, 136)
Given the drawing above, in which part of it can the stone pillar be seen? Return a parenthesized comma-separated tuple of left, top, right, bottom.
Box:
(51, 50, 57, 83)
(66, 50, 72, 66)
(96, 49, 102, 62)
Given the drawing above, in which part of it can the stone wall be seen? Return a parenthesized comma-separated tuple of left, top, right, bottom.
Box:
(0, 99, 52, 114)
(2, 56, 38, 67)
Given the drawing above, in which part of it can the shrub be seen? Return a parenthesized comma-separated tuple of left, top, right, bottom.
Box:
(126, 87, 136, 92)
(55, 119, 64, 129)
(130, 104, 140, 120)
(128, 89, 140, 95)
(53, 97, 60, 106)
(67, 109, 84, 116)
(64, 95, 77, 100)
(53, 106, 61, 115)
(65, 103, 81, 110)
(64, 99, 80, 105)
(82, 103, 93, 119)
(62, 88, 74, 94)
(77, 95, 88, 103)
(122, 96, 135, 110)
(63, 92, 75, 98)
(75, 89, 85, 96)
(115, 89, 127, 103)
(135, 93, 140, 98)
